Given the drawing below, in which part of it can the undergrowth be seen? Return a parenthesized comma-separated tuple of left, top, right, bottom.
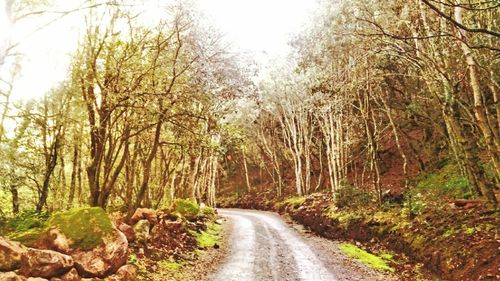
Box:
(283, 196, 306, 208)
(414, 162, 473, 199)
(339, 243, 394, 272)
(192, 222, 222, 248)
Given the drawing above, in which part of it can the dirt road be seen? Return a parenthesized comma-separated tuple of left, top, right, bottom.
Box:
(209, 209, 395, 281)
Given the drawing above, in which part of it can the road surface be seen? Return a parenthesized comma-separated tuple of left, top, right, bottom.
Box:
(209, 209, 395, 281)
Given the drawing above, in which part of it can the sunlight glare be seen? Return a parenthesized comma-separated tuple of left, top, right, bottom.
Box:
(3, 0, 316, 101)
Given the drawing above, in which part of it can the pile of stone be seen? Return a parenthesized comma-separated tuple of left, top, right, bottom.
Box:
(0, 207, 137, 281)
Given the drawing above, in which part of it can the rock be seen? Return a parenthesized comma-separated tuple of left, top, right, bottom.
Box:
(27, 278, 49, 281)
(19, 248, 73, 278)
(117, 223, 135, 243)
(130, 208, 157, 226)
(71, 230, 128, 278)
(49, 268, 80, 281)
(0, 237, 27, 271)
(106, 265, 137, 281)
(132, 220, 150, 245)
(0, 272, 27, 281)
(8, 207, 128, 279)
(47, 229, 71, 253)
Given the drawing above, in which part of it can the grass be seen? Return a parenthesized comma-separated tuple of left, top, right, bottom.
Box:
(339, 243, 394, 272)
(194, 222, 222, 248)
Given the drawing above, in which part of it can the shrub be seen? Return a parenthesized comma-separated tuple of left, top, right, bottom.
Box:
(0, 209, 48, 237)
(402, 192, 427, 216)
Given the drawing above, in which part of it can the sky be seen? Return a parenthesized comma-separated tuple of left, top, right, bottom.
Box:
(0, 0, 317, 101)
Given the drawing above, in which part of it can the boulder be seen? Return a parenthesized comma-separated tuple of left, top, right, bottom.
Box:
(130, 208, 157, 226)
(19, 248, 73, 278)
(116, 223, 135, 243)
(0, 272, 27, 281)
(46, 229, 71, 253)
(9, 207, 128, 279)
(106, 265, 137, 281)
(71, 230, 128, 278)
(132, 220, 150, 245)
(49, 268, 80, 281)
(0, 237, 27, 271)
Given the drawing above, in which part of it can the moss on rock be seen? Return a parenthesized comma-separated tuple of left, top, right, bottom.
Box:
(46, 207, 114, 250)
(9, 207, 115, 251)
(173, 199, 200, 220)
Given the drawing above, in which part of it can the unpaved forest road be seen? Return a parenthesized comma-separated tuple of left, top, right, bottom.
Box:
(209, 209, 396, 281)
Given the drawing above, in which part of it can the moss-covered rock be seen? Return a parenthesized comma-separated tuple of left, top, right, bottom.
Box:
(45, 207, 115, 251)
(9, 207, 115, 251)
(173, 199, 200, 220)
(7, 207, 128, 278)
(133, 220, 150, 245)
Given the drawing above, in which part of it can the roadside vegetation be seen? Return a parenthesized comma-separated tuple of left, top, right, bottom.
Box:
(0, 0, 498, 280)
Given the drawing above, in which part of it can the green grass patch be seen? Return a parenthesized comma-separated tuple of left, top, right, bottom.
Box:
(193, 222, 222, 248)
(284, 196, 306, 208)
(379, 252, 394, 262)
(339, 243, 394, 272)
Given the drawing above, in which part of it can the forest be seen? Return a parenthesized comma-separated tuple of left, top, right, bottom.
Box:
(0, 0, 498, 281)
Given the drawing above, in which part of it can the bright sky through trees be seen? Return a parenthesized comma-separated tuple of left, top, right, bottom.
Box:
(0, 0, 316, 100)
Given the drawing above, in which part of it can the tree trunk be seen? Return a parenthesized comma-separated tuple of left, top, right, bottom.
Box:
(10, 185, 19, 214)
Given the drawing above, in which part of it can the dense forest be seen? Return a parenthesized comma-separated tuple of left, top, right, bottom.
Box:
(0, 0, 498, 280)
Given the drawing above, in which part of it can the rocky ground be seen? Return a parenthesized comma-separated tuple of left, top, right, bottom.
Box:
(0, 199, 221, 281)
